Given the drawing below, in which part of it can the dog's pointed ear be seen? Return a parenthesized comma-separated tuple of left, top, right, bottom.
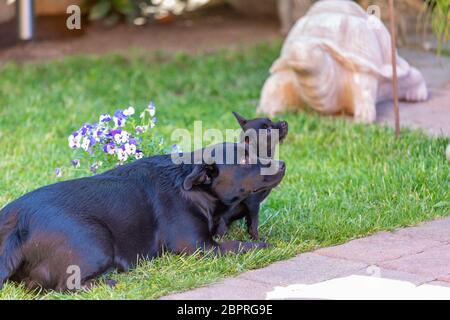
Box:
(232, 111, 248, 128)
(183, 164, 214, 191)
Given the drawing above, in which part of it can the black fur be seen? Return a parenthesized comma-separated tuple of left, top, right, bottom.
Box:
(0, 143, 284, 291)
(213, 113, 288, 240)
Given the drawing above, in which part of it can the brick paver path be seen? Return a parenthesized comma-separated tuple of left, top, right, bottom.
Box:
(162, 217, 450, 299)
(376, 48, 450, 136)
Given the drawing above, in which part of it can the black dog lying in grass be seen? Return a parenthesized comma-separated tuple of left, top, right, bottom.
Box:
(0, 143, 285, 291)
(213, 112, 288, 240)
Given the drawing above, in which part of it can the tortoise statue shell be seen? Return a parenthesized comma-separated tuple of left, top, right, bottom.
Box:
(258, 0, 428, 123)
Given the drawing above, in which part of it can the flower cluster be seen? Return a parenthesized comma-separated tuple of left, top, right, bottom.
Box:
(60, 102, 164, 176)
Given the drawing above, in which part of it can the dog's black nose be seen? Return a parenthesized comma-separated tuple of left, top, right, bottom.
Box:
(279, 161, 286, 172)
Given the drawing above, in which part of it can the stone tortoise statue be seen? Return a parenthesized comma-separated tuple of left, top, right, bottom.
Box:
(258, 0, 428, 123)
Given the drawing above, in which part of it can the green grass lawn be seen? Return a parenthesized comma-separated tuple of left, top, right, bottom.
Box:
(0, 43, 448, 299)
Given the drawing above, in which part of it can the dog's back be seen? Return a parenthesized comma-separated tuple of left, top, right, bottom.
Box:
(0, 205, 23, 289)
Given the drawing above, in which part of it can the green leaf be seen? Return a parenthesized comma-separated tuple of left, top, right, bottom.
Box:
(112, 0, 135, 15)
(103, 12, 121, 27)
(88, 1, 112, 21)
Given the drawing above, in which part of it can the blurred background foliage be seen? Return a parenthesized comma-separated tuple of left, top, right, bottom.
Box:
(82, 0, 210, 26)
(80, 0, 448, 54)
(425, 0, 450, 54)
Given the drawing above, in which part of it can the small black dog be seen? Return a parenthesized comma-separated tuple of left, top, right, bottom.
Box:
(213, 112, 288, 240)
(0, 143, 285, 291)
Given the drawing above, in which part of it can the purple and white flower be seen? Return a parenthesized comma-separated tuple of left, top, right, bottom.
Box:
(111, 130, 129, 144)
(68, 132, 81, 149)
(90, 162, 99, 173)
(113, 110, 127, 128)
(172, 144, 182, 154)
(148, 101, 156, 117)
(114, 109, 126, 118)
(99, 113, 112, 123)
(93, 128, 105, 142)
(135, 150, 144, 159)
(108, 128, 121, 138)
(71, 159, 80, 168)
(65, 101, 162, 175)
(117, 145, 128, 162)
(123, 106, 135, 117)
(89, 124, 103, 141)
(124, 143, 137, 155)
(109, 129, 122, 143)
(135, 125, 147, 134)
(150, 117, 157, 129)
(103, 142, 116, 155)
(141, 101, 156, 119)
(113, 116, 126, 128)
(79, 123, 92, 136)
(81, 136, 95, 151)
(81, 137, 90, 151)
(55, 168, 62, 177)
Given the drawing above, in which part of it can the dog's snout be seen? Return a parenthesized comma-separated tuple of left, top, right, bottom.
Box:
(276, 121, 288, 143)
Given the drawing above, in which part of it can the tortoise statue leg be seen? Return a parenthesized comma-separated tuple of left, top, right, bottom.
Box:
(399, 67, 428, 102)
(351, 72, 378, 123)
(258, 69, 304, 116)
(378, 65, 428, 103)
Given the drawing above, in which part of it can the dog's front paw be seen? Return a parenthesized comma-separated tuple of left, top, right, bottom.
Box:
(215, 220, 229, 238)
(248, 224, 259, 241)
(253, 241, 270, 249)
(105, 279, 118, 288)
(249, 230, 259, 241)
